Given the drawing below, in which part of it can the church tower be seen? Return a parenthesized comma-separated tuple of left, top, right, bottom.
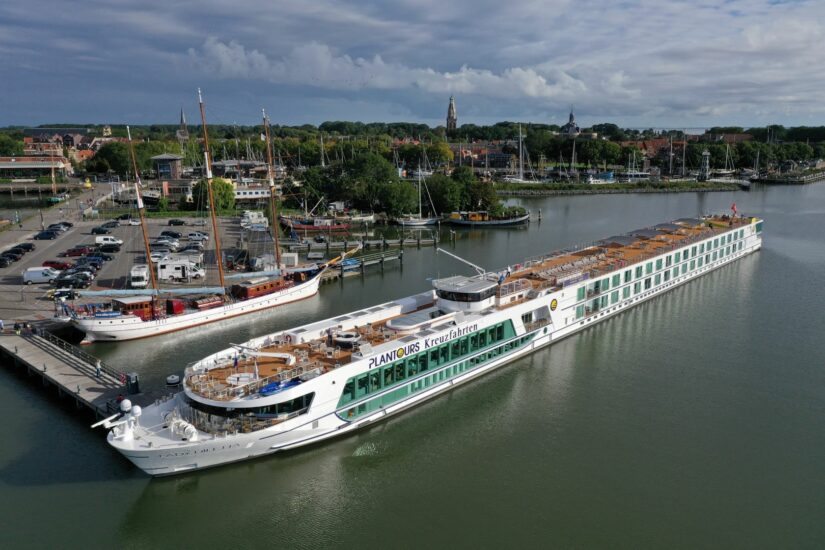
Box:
(175, 108, 189, 142)
(446, 96, 457, 132)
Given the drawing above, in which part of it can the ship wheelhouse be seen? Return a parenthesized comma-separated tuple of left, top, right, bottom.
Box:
(433, 276, 498, 313)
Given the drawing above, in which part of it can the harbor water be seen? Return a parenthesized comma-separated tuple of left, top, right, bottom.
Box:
(2, 185, 824, 548)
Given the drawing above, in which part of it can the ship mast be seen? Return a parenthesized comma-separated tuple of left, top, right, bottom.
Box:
(126, 126, 158, 292)
(198, 88, 227, 290)
(262, 108, 282, 270)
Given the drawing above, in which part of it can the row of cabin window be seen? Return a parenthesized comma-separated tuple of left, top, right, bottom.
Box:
(342, 336, 533, 418)
(340, 323, 510, 405)
(575, 240, 746, 319)
(576, 230, 748, 301)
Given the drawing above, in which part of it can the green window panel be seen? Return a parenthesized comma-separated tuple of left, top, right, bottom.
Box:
(611, 290, 619, 304)
(623, 286, 630, 299)
(654, 274, 661, 285)
(612, 274, 620, 287)
(646, 262, 653, 274)
(577, 287, 586, 300)
(624, 270, 632, 283)
(656, 259, 663, 270)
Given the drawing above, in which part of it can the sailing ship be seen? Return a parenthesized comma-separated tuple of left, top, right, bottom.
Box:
(70, 94, 325, 343)
(98, 212, 764, 475)
(447, 210, 530, 226)
(397, 163, 440, 226)
(501, 124, 533, 184)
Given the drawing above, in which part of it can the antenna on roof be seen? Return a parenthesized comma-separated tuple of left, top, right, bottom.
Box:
(436, 248, 486, 277)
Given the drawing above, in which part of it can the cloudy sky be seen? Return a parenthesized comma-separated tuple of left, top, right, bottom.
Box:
(1, 0, 823, 128)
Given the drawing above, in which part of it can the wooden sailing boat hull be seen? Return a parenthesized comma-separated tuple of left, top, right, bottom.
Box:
(72, 273, 323, 344)
(447, 214, 530, 226)
(397, 217, 440, 226)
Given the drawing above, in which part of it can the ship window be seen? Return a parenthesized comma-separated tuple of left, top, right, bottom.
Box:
(675, 252, 681, 262)
(383, 365, 395, 386)
(407, 355, 419, 376)
(738, 242, 743, 250)
(356, 374, 369, 397)
(577, 287, 586, 300)
(623, 286, 631, 299)
(451, 340, 461, 358)
(395, 361, 406, 382)
(479, 331, 487, 347)
(341, 380, 355, 404)
(635, 266, 643, 278)
(691, 246, 697, 256)
(611, 290, 619, 304)
(644, 278, 652, 290)
(700, 243, 705, 253)
(460, 338, 469, 355)
(655, 274, 661, 285)
(419, 353, 429, 372)
(665, 255, 672, 267)
(496, 324, 504, 340)
(624, 270, 632, 283)
(682, 263, 687, 274)
(672, 268, 678, 278)
(436, 287, 496, 302)
(656, 259, 663, 270)
(634, 282, 641, 294)
(430, 348, 439, 365)
(470, 334, 479, 351)
(646, 262, 653, 274)
(601, 278, 610, 291)
(600, 295, 608, 308)
(727, 234, 732, 244)
(613, 274, 620, 286)
(369, 370, 382, 392)
(698, 257, 704, 267)
(705, 254, 710, 263)
(663, 271, 670, 282)
(576, 305, 584, 319)
(726, 246, 731, 255)
(440, 345, 449, 364)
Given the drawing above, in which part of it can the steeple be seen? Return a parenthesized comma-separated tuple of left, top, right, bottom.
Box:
(446, 96, 457, 132)
(176, 107, 189, 142)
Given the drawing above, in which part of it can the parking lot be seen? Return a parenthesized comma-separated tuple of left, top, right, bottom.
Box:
(0, 214, 247, 323)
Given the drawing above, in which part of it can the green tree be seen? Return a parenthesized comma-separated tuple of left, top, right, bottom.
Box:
(191, 177, 235, 213)
(376, 180, 417, 217)
(425, 174, 464, 214)
(93, 142, 131, 175)
(0, 134, 23, 156)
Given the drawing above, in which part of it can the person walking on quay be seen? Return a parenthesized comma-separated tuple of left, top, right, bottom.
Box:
(95, 359, 102, 378)
(0, 319, 4, 333)
(14, 322, 21, 335)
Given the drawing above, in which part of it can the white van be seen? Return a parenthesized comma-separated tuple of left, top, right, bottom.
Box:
(23, 267, 62, 285)
(157, 260, 205, 282)
(129, 265, 149, 288)
(95, 236, 124, 246)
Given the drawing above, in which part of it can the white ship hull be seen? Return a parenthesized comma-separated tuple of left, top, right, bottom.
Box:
(73, 275, 321, 343)
(105, 218, 763, 475)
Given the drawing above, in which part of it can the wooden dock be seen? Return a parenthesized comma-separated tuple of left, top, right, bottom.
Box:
(286, 235, 438, 253)
(0, 330, 159, 418)
(320, 249, 407, 284)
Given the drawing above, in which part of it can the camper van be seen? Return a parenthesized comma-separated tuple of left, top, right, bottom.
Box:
(156, 260, 205, 282)
(129, 265, 149, 288)
(95, 236, 124, 246)
(23, 267, 62, 285)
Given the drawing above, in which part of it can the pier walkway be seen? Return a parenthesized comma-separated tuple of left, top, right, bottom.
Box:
(0, 330, 157, 418)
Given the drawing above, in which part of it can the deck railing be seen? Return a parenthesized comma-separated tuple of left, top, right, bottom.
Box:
(38, 329, 125, 381)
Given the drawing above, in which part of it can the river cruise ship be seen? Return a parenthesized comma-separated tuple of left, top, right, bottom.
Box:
(100, 214, 763, 475)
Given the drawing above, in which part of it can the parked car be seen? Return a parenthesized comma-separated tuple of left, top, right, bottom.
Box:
(1, 250, 23, 262)
(62, 247, 93, 257)
(6, 246, 29, 256)
(187, 232, 209, 242)
(179, 243, 204, 253)
(14, 243, 35, 252)
(168, 219, 186, 226)
(23, 267, 62, 285)
(101, 220, 120, 229)
(91, 226, 110, 235)
(160, 230, 183, 239)
(47, 224, 68, 233)
(117, 213, 133, 220)
(86, 253, 114, 262)
(52, 276, 91, 289)
(73, 258, 101, 270)
(153, 238, 179, 250)
(56, 221, 74, 228)
(48, 288, 79, 300)
(127, 218, 141, 226)
(0, 257, 11, 268)
(63, 269, 95, 281)
(34, 231, 58, 240)
(98, 244, 121, 254)
(43, 261, 73, 270)
(148, 251, 170, 263)
(192, 218, 208, 226)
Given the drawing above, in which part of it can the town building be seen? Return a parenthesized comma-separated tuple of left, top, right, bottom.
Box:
(0, 156, 73, 179)
(151, 153, 184, 180)
(176, 109, 189, 142)
(560, 110, 580, 138)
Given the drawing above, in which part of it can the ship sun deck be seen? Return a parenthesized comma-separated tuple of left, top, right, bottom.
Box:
(186, 214, 753, 402)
